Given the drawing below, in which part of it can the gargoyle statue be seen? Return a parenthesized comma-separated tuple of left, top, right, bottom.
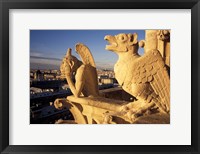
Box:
(104, 33, 170, 116)
(61, 43, 99, 97)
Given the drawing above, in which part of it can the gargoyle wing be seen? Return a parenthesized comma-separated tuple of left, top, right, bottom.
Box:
(75, 43, 96, 67)
(133, 50, 170, 113)
(75, 43, 99, 97)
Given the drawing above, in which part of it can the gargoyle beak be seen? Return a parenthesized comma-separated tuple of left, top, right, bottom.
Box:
(104, 35, 117, 51)
(104, 35, 111, 41)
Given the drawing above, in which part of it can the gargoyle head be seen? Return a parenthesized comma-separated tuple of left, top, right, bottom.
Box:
(104, 33, 138, 53)
(65, 48, 81, 73)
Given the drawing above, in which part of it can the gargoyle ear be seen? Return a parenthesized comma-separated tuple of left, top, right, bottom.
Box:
(69, 60, 74, 68)
(128, 33, 138, 45)
(66, 48, 72, 57)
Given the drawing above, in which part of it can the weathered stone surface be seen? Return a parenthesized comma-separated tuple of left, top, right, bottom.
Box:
(105, 32, 170, 116)
(61, 44, 99, 97)
(55, 30, 170, 124)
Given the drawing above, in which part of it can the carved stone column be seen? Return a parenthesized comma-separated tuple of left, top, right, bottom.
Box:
(142, 30, 170, 68)
(157, 30, 170, 67)
(145, 30, 158, 51)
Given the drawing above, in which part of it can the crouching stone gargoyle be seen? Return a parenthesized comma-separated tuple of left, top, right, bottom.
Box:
(61, 43, 99, 97)
(104, 33, 170, 117)
(54, 43, 100, 123)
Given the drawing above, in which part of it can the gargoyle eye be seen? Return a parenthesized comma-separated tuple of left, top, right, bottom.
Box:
(118, 34, 127, 42)
(120, 36, 124, 40)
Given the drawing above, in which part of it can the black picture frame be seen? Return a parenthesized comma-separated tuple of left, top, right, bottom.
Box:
(0, 0, 199, 153)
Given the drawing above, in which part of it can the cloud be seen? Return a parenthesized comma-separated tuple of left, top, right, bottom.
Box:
(30, 52, 43, 57)
(30, 63, 60, 70)
(30, 56, 61, 69)
(30, 56, 61, 61)
(30, 56, 114, 70)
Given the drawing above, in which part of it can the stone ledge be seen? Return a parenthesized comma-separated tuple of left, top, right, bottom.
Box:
(67, 96, 129, 112)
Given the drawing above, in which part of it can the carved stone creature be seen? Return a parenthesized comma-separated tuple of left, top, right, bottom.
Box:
(104, 33, 170, 115)
(61, 43, 99, 97)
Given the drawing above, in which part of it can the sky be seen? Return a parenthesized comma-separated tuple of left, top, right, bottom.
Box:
(30, 30, 145, 70)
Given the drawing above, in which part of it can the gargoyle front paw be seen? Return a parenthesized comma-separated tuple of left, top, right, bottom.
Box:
(130, 112, 144, 121)
(127, 107, 153, 121)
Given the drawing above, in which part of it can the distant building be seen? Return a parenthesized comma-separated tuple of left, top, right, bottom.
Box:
(30, 102, 73, 124)
(34, 70, 44, 81)
(98, 75, 117, 85)
(30, 87, 42, 94)
(44, 74, 56, 80)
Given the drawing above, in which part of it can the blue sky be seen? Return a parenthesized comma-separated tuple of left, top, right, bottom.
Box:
(30, 30, 145, 70)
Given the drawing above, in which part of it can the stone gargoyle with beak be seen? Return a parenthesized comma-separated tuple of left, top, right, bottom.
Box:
(104, 33, 170, 117)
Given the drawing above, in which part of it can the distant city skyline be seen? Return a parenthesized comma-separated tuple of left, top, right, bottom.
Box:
(30, 30, 145, 70)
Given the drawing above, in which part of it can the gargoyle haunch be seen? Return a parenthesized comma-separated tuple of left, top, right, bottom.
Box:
(55, 30, 170, 124)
